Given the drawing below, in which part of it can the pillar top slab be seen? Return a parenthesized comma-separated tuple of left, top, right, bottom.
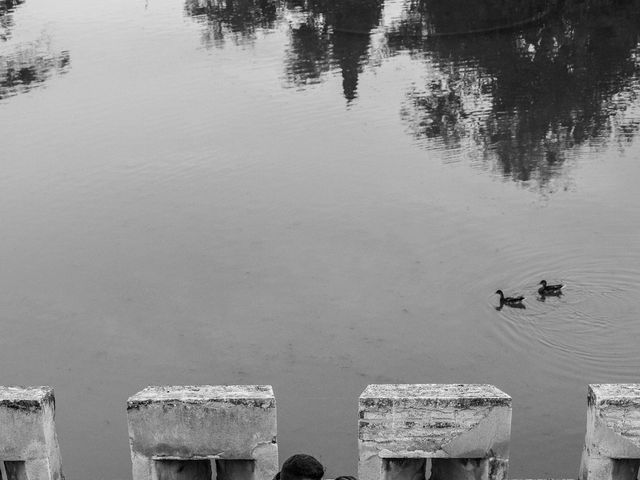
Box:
(0, 386, 54, 410)
(589, 384, 640, 406)
(360, 384, 511, 405)
(128, 385, 275, 408)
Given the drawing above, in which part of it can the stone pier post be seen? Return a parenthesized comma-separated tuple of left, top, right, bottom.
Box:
(579, 384, 640, 480)
(0, 386, 63, 480)
(126, 385, 278, 480)
(358, 384, 511, 480)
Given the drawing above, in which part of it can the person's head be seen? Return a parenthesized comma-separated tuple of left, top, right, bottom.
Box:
(280, 454, 325, 480)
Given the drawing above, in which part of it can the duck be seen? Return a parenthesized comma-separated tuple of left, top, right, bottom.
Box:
(495, 290, 525, 305)
(538, 280, 563, 295)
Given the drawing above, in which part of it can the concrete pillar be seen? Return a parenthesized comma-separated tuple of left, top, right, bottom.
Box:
(127, 385, 278, 480)
(0, 386, 63, 480)
(358, 384, 511, 480)
(579, 384, 640, 480)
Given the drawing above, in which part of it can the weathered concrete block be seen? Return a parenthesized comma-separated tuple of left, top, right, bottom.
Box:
(579, 384, 640, 480)
(127, 385, 277, 480)
(0, 386, 63, 480)
(358, 384, 511, 480)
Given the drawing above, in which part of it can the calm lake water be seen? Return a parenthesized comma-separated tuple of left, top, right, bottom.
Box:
(2, 0, 640, 478)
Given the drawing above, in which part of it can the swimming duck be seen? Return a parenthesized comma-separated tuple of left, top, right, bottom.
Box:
(538, 280, 563, 295)
(495, 290, 525, 305)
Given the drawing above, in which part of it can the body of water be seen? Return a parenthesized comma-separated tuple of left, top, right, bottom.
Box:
(2, 0, 640, 479)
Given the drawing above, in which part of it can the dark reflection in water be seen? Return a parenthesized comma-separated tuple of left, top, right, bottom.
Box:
(394, 0, 553, 37)
(394, 0, 640, 184)
(496, 302, 526, 311)
(0, 40, 70, 100)
(185, 0, 383, 101)
(184, 0, 640, 185)
(285, 0, 383, 101)
(184, 0, 279, 47)
(282, 6, 331, 88)
(0, 0, 70, 101)
(1, 0, 24, 41)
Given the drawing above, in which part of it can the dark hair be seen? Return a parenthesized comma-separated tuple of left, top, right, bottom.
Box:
(280, 454, 325, 480)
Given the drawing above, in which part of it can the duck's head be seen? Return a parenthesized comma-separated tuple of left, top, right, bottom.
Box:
(495, 290, 504, 296)
(539, 280, 547, 286)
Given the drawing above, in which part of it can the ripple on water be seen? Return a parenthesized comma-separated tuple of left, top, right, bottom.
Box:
(485, 246, 640, 380)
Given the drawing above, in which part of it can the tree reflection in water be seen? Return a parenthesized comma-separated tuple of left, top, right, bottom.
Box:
(1, 1, 71, 101)
(393, 0, 640, 185)
(1, 0, 24, 41)
(0, 41, 70, 100)
(183, 0, 640, 186)
(184, 0, 279, 47)
(284, 0, 383, 100)
(184, 0, 382, 100)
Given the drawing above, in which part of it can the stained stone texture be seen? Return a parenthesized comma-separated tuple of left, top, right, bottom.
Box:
(359, 384, 512, 480)
(127, 385, 277, 480)
(0, 386, 63, 480)
(579, 384, 640, 480)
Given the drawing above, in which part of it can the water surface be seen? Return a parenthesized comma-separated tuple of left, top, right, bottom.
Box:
(1, 0, 640, 479)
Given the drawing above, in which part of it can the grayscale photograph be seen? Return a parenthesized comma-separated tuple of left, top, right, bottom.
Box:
(1, 0, 640, 480)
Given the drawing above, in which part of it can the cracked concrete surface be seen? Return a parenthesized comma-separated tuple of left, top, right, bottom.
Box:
(127, 385, 278, 480)
(358, 384, 511, 480)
